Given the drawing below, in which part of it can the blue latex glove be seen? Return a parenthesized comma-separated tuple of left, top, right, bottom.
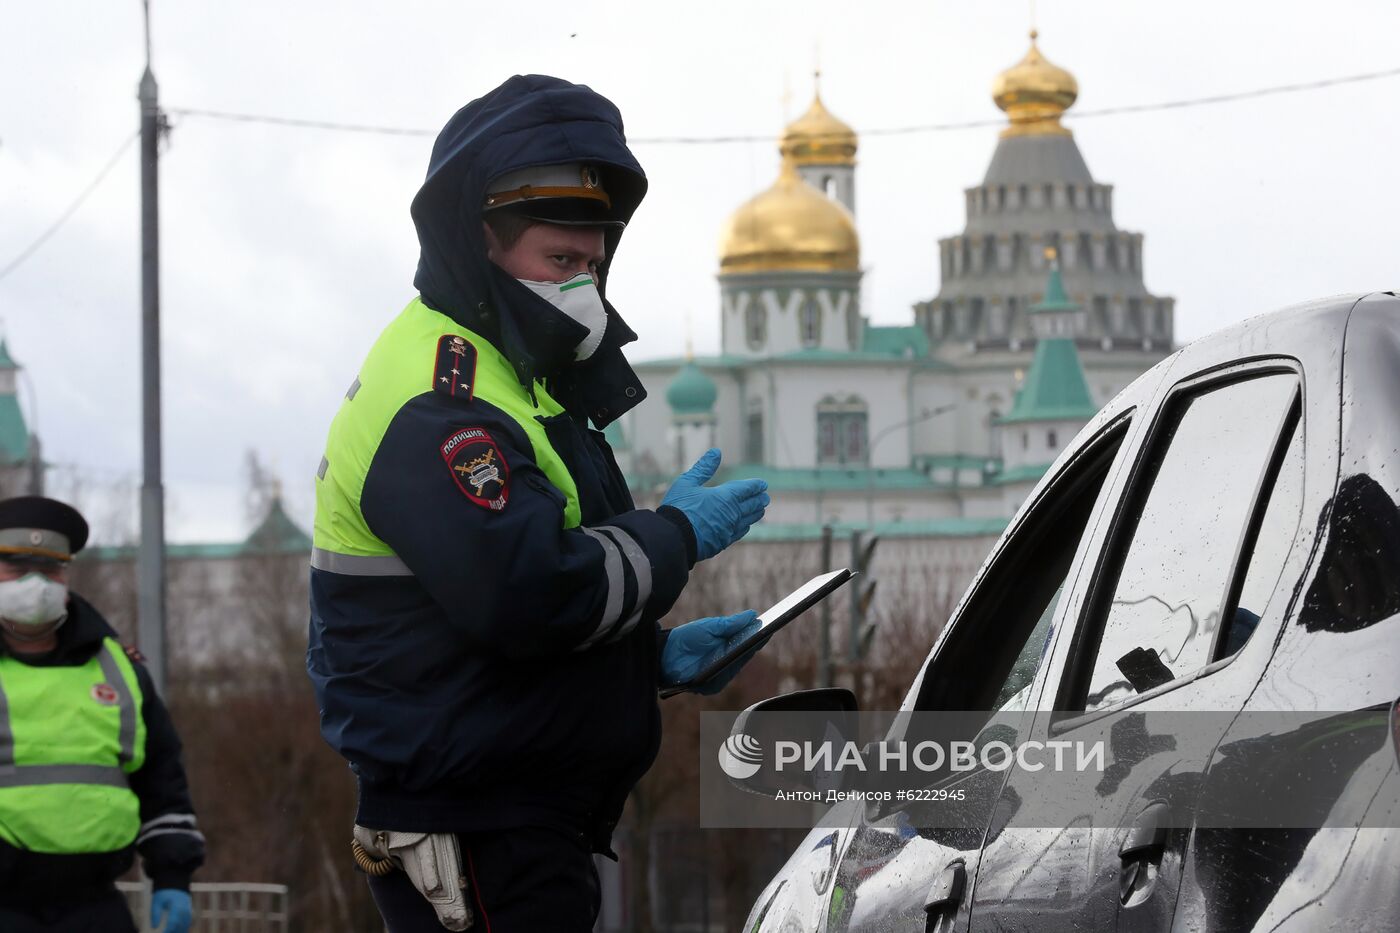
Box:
(151, 889, 193, 933)
(661, 610, 762, 695)
(660, 449, 769, 561)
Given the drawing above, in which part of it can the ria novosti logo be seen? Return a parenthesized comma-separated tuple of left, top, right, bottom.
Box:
(719, 733, 764, 780)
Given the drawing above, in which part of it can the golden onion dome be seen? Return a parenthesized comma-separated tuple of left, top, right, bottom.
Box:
(992, 30, 1078, 138)
(780, 92, 857, 167)
(718, 158, 860, 275)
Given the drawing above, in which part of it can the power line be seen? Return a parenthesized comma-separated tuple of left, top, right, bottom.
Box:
(0, 131, 140, 283)
(4, 64, 1394, 290)
(165, 64, 1400, 144)
(168, 107, 433, 137)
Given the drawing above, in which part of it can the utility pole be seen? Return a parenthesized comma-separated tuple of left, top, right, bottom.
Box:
(818, 524, 833, 688)
(138, 1, 168, 695)
(848, 530, 879, 662)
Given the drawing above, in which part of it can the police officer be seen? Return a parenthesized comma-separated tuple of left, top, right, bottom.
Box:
(308, 75, 770, 931)
(0, 496, 204, 933)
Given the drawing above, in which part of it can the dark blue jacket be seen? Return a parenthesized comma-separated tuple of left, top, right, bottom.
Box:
(306, 75, 695, 853)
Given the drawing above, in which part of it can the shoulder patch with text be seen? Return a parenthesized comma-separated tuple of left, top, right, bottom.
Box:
(432, 335, 477, 401)
(441, 427, 510, 511)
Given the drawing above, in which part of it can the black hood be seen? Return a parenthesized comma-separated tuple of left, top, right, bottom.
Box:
(411, 74, 650, 426)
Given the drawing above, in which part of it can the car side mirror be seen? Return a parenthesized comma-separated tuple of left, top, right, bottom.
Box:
(723, 689, 860, 797)
(745, 687, 859, 715)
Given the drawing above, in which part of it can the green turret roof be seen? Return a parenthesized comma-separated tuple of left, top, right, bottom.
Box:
(861, 323, 930, 357)
(0, 397, 28, 463)
(0, 340, 28, 463)
(244, 496, 312, 553)
(666, 360, 717, 414)
(1030, 264, 1080, 313)
(603, 418, 629, 451)
(999, 337, 1097, 424)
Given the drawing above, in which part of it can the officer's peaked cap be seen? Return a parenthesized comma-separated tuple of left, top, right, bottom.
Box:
(0, 496, 89, 562)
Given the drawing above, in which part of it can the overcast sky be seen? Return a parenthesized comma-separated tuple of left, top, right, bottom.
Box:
(2, 1, 1397, 543)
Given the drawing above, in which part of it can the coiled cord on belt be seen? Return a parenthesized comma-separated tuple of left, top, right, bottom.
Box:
(351, 837, 396, 876)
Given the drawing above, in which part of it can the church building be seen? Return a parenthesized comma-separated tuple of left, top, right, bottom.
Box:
(620, 32, 1173, 545)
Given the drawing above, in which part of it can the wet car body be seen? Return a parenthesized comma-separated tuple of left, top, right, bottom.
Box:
(742, 292, 1400, 933)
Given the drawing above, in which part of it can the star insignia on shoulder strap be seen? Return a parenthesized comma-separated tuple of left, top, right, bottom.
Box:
(433, 335, 477, 402)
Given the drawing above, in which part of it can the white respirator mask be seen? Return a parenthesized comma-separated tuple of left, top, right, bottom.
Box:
(0, 572, 69, 640)
(517, 272, 609, 361)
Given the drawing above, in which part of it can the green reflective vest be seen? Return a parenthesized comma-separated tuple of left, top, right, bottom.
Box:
(0, 636, 146, 853)
(313, 297, 582, 574)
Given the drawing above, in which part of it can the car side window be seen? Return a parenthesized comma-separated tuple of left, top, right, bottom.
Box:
(1223, 421, 1304, 655)
(991, 580, 1063, 712)
(913, 416, 1132, 715)
(1078, 373, 1298, 713)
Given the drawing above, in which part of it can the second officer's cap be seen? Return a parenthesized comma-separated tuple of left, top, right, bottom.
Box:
(0, 496, 89, 563)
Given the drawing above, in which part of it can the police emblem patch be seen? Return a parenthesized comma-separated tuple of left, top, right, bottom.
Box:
(441, 427, 510, 511)
(91, 683, 120, 706)
(432, 334, 477, 401)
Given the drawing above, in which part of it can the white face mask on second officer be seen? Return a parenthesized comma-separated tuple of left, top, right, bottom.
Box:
(0, 496, 88, 645)
(0, 570, 68, 637)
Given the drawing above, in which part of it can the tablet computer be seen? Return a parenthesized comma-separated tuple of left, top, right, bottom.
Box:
(659, 568, 854, 698)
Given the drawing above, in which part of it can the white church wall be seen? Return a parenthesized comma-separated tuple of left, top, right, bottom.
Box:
(720, 285, 859, 357)
(908, 375, 973, 456)
(628, 366, 678, 474)
(720, 290, 746, 356)
(1000, 417, 1086, 472)
(764, 364, 913, 469)
(960, 486, 1015, 520)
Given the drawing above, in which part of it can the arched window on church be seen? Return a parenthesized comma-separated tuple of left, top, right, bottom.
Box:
(745, 300, 767, 350)
(823, 176, 837, 198)
(744, 399, 764, 463)
(799, 297, 822, 348)
(817, 395, 868, 465)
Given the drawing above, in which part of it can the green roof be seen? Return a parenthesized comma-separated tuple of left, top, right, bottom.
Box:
(860, 323, 931, 358)
(634, 354, 747, 370)
(745, 516, 1009, 542)
(633, 348, 948, 370)
(989, 462, 1053, 486)
(79, 499, 311, 562)
(0, 340, 17, 370)
(712, 464, 955, 492)
(665, 361, 717, 414)
(636, 463, 966, 494)
(0, 395, 29, 463)
(999, 337, 1098, 424)
(914, 453, 1000, 472)
(245, 497, 312, 553)
(83, 541, 248, 562)
(603, 419, 628, 451)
